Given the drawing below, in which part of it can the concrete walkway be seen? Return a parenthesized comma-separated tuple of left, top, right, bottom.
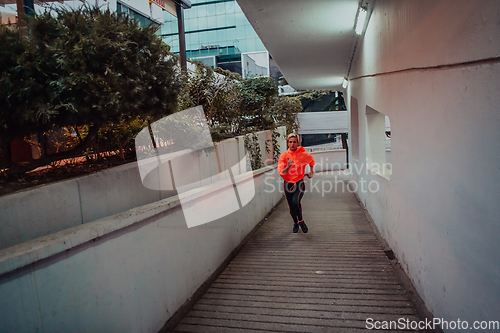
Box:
(172, 172, 424, 332)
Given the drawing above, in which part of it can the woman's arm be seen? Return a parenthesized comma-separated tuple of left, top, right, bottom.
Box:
(283, 159, 294, 174)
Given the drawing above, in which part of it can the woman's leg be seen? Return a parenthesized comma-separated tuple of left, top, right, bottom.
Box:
(285, 180, 307, 232)
(293, 180, 305, 222)
(285, 182, 299, 224)
(293, 180, 308, 233)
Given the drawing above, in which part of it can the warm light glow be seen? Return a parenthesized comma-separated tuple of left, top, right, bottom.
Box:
(355, 7, 367, 35)
(342, 78, 348, 88)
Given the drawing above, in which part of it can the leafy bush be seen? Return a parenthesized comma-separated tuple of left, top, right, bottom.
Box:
(0, 6, 180, 171)
(179, 62, 300, 140)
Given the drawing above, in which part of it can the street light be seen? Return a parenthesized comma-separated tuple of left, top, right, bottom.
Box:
(342, 77, 348, 89)
(172, 0, 191, 70)
(355, 7, 367, 35)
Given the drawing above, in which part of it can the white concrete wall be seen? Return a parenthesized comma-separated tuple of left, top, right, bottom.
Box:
(119, 0, 150, 20)
(347, 0, 500, 328)
(0, 128, 284, 250)
(0, 165, 283, 332)
(241, 51, 270, 78)
(297, 111, 349, 134)
(0, 163, 162, 250)
(310, 150, 347, 172)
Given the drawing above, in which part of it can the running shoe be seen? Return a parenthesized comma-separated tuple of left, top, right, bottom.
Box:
(298, 221, 308, 233)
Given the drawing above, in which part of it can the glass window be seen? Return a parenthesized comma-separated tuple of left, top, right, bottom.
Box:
(216, 2, 225, 15)
(190, 33, 200, 48)
(169, 40, 179, 53)
(161, 1, 269, 57)
(188, 6, 197, 18)
(234, 39, 242, 52)
(206, 16, 216, 29)
(235, 12, 246, 26)
(216, 14, 226, 27)
(225, 1, 234, 13)
(245, 24, 255, 37)
(197, 5, 206, 17)
(199, 31, 208, 45)
(234, 1, 242, 12)
(236, 39, 243, 53)
(226, 28, 235, 42)
(185, 34, 192, 46)
(225, 12, 235, 26)
(255, 38, 265, 51)
(217, 29, 226, 42)
(123, 6, 130, 16)
(246, 38, 256, 51)
(236, 25, 245, 38)
(206, 4, 216, 16)
(208, 30, 217, 44)
(189, 18, 199, 31)
(184, 18, 192, 31)
(171, 22, 178, 34)
(133, 12, 144, 27)
(198, 16, 208, 30)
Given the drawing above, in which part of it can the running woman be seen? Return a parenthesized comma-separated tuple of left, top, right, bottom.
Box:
(278, 133, 315, 233)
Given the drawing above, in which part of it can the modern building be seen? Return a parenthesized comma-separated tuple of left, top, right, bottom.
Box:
(1, 0, 282, 79)
(161, 0, 281, 79)
(0, 0, 164, 29)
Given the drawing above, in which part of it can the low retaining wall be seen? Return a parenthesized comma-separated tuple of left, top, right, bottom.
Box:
(0, 127, 286, 250)
(0, 165, 283, 332)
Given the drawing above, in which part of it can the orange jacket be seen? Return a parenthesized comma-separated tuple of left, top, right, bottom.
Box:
(278, 146, 315, 183)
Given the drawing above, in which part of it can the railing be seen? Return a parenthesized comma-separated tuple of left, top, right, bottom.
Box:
(304, 136, 391, 153)
(305, 143, 345, 153)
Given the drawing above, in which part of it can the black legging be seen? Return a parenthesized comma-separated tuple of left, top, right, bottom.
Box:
(284, 179, 305, 224)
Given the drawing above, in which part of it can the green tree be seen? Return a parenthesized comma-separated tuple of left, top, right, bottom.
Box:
(178, 62, 240, 141)
(295, 90, 346, 112)
(0, 23, 34, 143)
(0, 6, 180, 171)
(236, 75, 277, 133)
(272, 96, 302, 134)
(177, 61, 298, 149)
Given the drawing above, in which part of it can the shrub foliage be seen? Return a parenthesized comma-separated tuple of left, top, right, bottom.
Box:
(0, 6, 180, 170)
(0, 7, 301, 175)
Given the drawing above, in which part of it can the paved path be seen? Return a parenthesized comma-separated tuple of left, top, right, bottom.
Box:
(173, 172, 423, 332)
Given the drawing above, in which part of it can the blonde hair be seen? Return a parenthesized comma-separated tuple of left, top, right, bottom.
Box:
(287, 133, 299, 142)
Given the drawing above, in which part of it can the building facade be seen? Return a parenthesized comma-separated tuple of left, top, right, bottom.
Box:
(0, 0, 163, 29)
(161, 0, 280, 79)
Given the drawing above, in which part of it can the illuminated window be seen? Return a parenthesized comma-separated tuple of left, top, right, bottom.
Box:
(350, 96, 359, 161)
(366, 106, 391, 179)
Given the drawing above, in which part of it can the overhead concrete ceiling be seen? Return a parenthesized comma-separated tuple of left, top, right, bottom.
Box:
(236, 0, 361, 91)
